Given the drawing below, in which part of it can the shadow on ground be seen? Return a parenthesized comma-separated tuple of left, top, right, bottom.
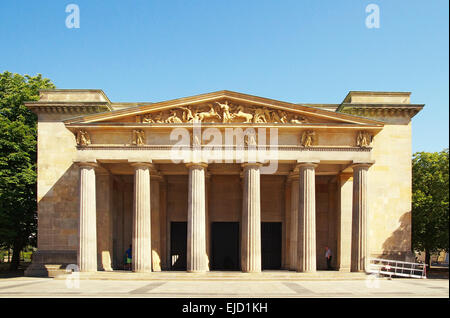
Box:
(427, 267, 449, 279)
(0, 262, 30, 278)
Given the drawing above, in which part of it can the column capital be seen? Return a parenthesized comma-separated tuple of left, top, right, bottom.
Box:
(130, 162, 154, 170)
(351, 161, 374, 169)
(241, 162, 263, 169)
(150, 172, 164, 182)
(185, 162, 208, 170)
(95, 166, 111, 176)
(287, 166, 300, 181)
(339, 172, 353, 178)
(74, 160, 98, 169)
(296, 160, 319, 169)
(287, 173, 300, 183)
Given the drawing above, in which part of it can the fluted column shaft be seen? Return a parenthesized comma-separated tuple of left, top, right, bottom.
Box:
(351, 164, 370, 272)
(241, 163, 262, 273)
(187, 163, 208, 272)
(132, 163, 152, 272)
(289, 178, 299, 270)
(77, 163, 97, 272)
(297, 163, 317, 272)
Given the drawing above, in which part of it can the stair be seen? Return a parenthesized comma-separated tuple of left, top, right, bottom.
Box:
(54, 270, 369, 281)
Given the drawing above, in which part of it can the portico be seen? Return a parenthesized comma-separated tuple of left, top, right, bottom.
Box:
(24, 89, 423, 277)
(73, 158, 372, 274)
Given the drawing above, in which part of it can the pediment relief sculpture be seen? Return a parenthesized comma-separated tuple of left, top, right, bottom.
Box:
(76, 129, 91, 146)
(139, 100, 309, 124)
(132, 129, 145, 146)
(300, 130, 315, 147)
(356, 131, 372, 148)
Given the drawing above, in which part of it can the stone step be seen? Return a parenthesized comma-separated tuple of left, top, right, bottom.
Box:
(54, 270, 369, 281)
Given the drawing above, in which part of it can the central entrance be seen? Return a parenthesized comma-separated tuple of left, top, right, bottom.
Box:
(170, 222, 187, 270)
(261, 222, 282, 270)
(211, 222, 240, 270)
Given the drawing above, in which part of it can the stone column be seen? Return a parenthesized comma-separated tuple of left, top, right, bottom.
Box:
(186, 163, 208, 272)
(241, 163, 262, 273)
(77, 162, 98, 272)
(337, 173, 353, 272)
(205, 172, 211, 271)
(351, 163, 370, 272)
(96, 171, 113, 271)
(151, 173, 162, 272)
(159, 178, 168, 270)
(131, 162, 152, 273)
(289, 175, 299, 270)
(297, 163, 317, 273)
(283, 179, 291, 269)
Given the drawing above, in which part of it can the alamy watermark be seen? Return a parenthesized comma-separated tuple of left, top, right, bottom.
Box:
(169, 122, 279, 174)
(365, 4, 380, 29)
(63, 4, 380, 30)
(65, 264, 80, 289)
(65, 4, 80, 29)
(365, 273, 381, 289)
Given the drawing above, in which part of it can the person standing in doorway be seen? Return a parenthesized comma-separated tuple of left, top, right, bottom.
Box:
(325, 247, 332, 270)
(125, 245, 132, 271)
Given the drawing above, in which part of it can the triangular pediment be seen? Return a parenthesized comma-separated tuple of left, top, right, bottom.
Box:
(64, 90, 384, 126)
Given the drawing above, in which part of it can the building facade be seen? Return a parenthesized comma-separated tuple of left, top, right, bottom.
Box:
(24, 90, 423, 276)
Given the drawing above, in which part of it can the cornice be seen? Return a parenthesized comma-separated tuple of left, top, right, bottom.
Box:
(63, 90, 385, 126)
(341, 91, 412, 104)
(38, 89, 112, 103)
(338, 103, 424, 118)
(76, 145, 372, 152)
(25, 101, 112, 114)
(65, 122, 384, 130)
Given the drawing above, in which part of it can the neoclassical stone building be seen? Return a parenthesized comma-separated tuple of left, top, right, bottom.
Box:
(24, 89, 423, 276)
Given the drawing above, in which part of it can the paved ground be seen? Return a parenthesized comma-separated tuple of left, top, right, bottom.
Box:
(0, 276, 447, 298)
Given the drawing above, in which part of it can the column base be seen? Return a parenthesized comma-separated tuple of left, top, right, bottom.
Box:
(351, 269, 366, 273)
(25, 264, 68, 277)
(24, 250, 77, 277)
(298, 270, 317, 273)
(187, 269, 208, 273)
(132, 270, 152, 273)
(242, 270, 262, 273)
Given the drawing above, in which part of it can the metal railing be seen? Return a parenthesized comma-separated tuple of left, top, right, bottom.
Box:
(367, 258, 427, 279)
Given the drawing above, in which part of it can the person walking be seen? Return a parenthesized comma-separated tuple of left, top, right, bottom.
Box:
(325, 247, 333, 270)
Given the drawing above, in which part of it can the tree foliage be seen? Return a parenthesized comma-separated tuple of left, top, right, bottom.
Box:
(412, 149, 449, 265)
(0, 71, 55, 269)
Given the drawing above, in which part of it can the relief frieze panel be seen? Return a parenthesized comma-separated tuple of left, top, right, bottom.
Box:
(356, 130, 373, 148)
(76, 129, 91, 146)
(139, 100, 309, 124)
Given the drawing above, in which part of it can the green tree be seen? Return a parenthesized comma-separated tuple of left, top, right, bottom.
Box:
(0, 71, 55, 270)
(412, 149, 449, 266)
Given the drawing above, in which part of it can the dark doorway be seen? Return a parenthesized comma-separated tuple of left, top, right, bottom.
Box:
(170, 222, 187, 270)
(211, 222, 240, 270)
(261, 222, 282, 270)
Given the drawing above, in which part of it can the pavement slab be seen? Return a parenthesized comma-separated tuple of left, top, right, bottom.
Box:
(0, 277, 447, 298)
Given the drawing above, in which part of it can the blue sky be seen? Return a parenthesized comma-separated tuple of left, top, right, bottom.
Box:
(0, 0, 448, 152)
